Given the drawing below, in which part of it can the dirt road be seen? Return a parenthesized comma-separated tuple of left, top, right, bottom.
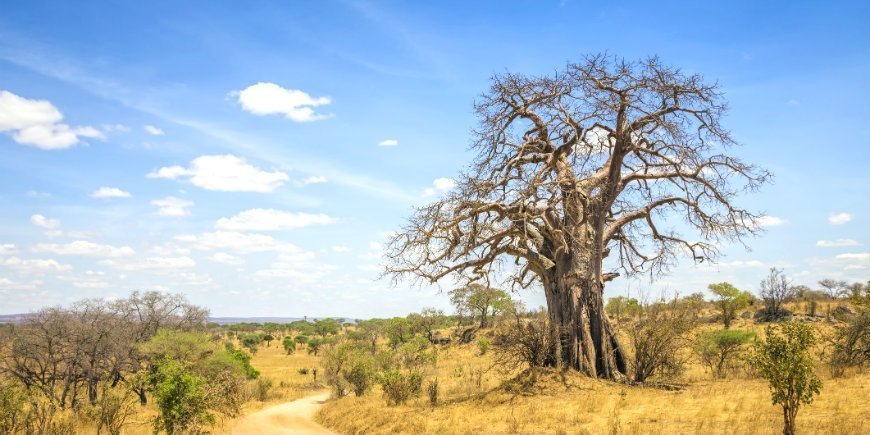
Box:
(231, 391, 335, 435)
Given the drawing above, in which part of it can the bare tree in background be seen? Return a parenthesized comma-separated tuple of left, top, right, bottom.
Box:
(385, 54, 770, 380)
(760, 268, 793, 320)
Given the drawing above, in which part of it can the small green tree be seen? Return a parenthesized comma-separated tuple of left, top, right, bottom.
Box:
(385, 317, 414, 348)
(261, 333, 274, 347)
(748, 323, 822, 435)
(313, 318, 340, 337)
(239, 333, 262, 354)
(322, 342, 378, 397)
(708, 282, 752, 328)
(449, 284, 511, 328)
(605, 296, 641, 320)
(149, 357, 214, 434)
(282, 336, 297, 354)
(693, 329, 755, 377)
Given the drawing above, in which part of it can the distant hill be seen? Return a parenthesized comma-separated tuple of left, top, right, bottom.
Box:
(208, 316, 354, 325)
(0, 313, 31, 324)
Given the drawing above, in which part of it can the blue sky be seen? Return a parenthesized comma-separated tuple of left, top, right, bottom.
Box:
(0, 0, 867, 317)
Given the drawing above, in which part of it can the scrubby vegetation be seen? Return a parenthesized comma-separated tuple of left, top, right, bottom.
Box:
(2, 278, 869, 434)
(315, 278, 870, 435)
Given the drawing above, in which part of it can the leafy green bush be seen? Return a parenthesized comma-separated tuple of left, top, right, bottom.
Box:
(297, 367, 310, 375)
(322, 342, 377, 397)
(239, 333, 262, 354)
(477, 337, 491, 355)
(693, 329, 755, 377)
(149, 357, 214, 434)
(282, 336, 297, 354)
(227, 348, 260, 379)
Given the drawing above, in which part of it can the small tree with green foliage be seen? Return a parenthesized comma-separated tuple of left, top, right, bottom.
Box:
(693, 329, 755, 377)
(261, 333, 274, 347)
(239, 333, 262, 354)
(605, 296, 641, 321)
(313, 318, 340, 337)
(282, 336, 297, 354)
(449, 284, 511, 329)
(708, 282, 752, 328)
(748, 323, 822, 435)
(149, 358, 213, 434)
(322, 342, 378, 397)
(385, 317, 414, 348)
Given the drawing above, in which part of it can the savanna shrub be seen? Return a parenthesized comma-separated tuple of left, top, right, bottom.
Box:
(253, 377, 274, 402)
(477, 337, 491, 355)
(426, 378, 439, 406)
(83, 384, 138, 435)
(625, 305, 696, 382)
(495, 310, 557, 370)
(378, 370, 423, 405)
(322, 342, 377, 397)
(748, 322, 821, 435)
(693, 329, 755, 378)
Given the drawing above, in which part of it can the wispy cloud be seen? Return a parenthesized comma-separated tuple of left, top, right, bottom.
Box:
(828, 212, 853, 225)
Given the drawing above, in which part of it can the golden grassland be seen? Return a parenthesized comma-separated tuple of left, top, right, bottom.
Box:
(316, 313, 870, 435)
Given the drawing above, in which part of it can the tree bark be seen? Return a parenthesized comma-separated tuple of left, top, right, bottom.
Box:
(783, 406, 796, 435)
(542, 254, 627, 380)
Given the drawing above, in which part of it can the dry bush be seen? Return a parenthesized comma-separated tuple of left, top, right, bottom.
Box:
(494, 310, 556, 371)
(82, 384, 139, 435)
(378, 370, 423, 405)
(624, 303, 696, 383)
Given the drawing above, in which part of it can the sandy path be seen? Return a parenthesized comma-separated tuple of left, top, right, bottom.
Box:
(230, 391, 335, 435)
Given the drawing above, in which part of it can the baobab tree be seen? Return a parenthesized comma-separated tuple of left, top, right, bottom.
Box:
(385, 54, 770, 380)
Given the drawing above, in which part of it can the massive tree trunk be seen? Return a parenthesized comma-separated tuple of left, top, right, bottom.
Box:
(543, 256, 627, 379)
(541, 201, 628, 379)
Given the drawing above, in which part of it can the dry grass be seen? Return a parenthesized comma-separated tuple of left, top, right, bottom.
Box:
(316, 316, 870, 435)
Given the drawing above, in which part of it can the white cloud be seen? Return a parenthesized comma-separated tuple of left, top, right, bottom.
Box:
(816, 239, 860, 248)
(835, 252, 870, 261)
(100, 256, 196, 271)
(1, 256, 72, 273)
(90, 187, 131, 199)
(27, 190, 52, 198)
(233, 82, 332, 122)
(151, 196, 194, 217)
(0, 277, 42, 290)
(757, 215, 786, 228)
(215, 209, 336, 231)
(331, 245, 352, 253)
(0, 90, 104, 149)
(828, 212, 853, 225)
(422, 177, 457, 197)
(176, 231, 284, 254)
(144, 125, 164, 136)
(32, 240, 135, 257)
(378, 139, 399, 147)
(209, 252, 243, 265)
(293, 175, 327, 187)
(102, 124, 129, 133)
(254, 247, 335, 282)
(30, 214, 60, 229)
(148, 155, 289, 192)
(0, 243, 17, 255)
